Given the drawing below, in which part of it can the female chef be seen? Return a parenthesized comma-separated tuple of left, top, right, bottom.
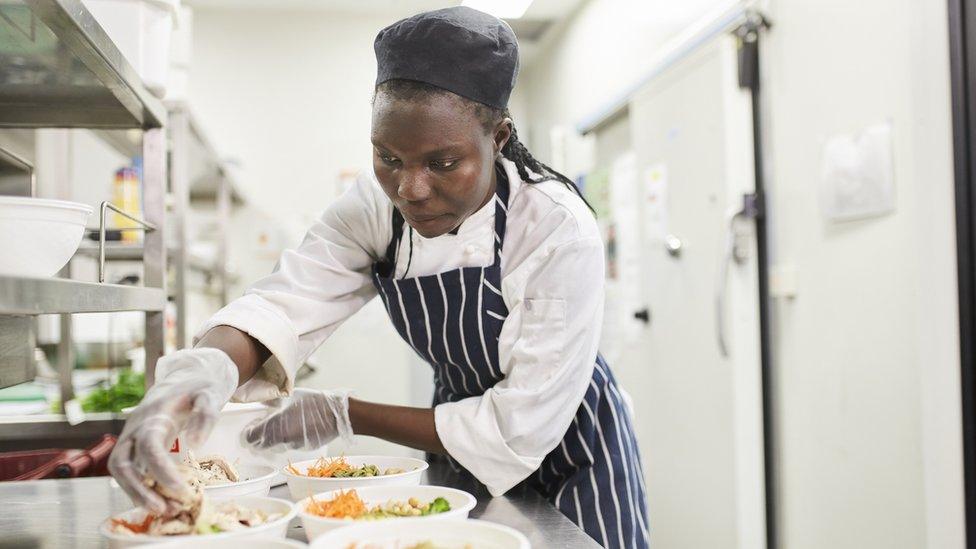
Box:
(109, 7, 648, 548)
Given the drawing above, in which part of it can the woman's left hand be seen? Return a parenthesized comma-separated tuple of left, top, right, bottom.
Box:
(243, 388, 353, 451)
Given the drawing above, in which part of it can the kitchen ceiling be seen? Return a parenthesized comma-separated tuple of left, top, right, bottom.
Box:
(185, 0, 586, 55)
(186, 0, 584, 18)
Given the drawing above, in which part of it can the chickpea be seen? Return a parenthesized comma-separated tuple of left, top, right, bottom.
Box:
(408, 497, 420, 508)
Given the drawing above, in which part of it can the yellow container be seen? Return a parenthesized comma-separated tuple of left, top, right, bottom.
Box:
(113, 167, 142, 243)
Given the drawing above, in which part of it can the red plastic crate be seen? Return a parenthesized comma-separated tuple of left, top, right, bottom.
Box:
(0, 434, 116, 481)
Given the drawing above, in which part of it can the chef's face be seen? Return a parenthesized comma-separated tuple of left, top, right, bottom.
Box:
(371, 90, 511, 238)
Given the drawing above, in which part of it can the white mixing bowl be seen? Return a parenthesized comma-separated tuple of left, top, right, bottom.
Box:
(0, 196, 92, 277)
(309, 519, 530, 549)
(99, 496, 296, 548)
(298, 485, 477, 541)
(144, 539, 306, 548)
(204, 463, 277, 500)
(283, 455, 428, 502)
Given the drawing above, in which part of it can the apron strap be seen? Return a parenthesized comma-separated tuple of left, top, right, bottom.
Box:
(378, 208, 406, 277)
(492, 162, 511, 265)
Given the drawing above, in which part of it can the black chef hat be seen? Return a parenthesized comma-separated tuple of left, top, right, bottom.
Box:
(374, 6, 519, 109)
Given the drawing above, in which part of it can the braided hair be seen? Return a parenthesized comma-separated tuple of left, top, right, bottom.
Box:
(375, 79, 593, 212)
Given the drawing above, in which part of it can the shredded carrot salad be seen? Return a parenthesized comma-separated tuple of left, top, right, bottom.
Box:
(289, 456, 354, 477)
(306, 489, 367, 519)
(111, 514, 156, 533)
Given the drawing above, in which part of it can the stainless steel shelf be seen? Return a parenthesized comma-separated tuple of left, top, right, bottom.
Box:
(90, 129, 143, 158)
(165, 102, 246, 205)
(76, 241, 148, 261)
(0, 276, 167, 314)
(74, 242, 229, 278)
(0, 0, 166, 128)
(0, 413, 125, 450)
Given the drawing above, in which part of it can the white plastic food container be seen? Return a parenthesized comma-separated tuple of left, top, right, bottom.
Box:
(145, 539, 306, 548)
(100, 496, 296, 548)
(298, 485, 477, 541)
(82, 0, 181, 97)
(283, 456, 428, 502)
(204, 464, 276, 500)
(309, 518, 531, 549)
(0, 197, 92, 277)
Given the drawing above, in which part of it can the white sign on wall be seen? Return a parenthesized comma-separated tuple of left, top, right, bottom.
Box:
(820, 121, 896, 222)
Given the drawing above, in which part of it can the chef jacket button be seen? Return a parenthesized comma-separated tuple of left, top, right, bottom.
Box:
(464, 244, 477, 255)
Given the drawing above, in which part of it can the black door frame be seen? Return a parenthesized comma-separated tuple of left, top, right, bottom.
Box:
(948, 1, 976, 547)
(736, 13, 777, 549)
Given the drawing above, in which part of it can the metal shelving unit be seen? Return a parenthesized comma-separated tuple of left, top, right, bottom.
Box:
(0, 0, 167, 442)
(0, 276, 166, 315)
(167, 102, 245, 348)
(85, 103, 247, 350)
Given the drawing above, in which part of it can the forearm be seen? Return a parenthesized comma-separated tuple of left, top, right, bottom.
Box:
(348, 398, 446, 455)
(194, 325, 272, 388)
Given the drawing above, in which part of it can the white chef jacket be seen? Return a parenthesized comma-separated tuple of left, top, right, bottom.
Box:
(195, 158, 605, 496)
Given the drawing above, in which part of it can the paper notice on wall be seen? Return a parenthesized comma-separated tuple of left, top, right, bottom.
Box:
(643, 163, 669, 240)
(821, 121, 896, 221)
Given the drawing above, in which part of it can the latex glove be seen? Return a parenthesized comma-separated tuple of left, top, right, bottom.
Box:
(108, 348, 238, 515)
(243, 388, 353, 452)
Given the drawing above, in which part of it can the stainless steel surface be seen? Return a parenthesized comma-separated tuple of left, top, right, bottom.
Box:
(58, 309, 73, 408)
(216, 174, 231, 306)
(0, 142, 35, 196)
(0, 315, 34, 389)
(76, 242, 148, 261)
(97, 201, 158, 283)
(142, 128, 166, 385)
(55, 261, 74, 411)
(90, 129, 142, 159)
(0, 462, 599, 548)
(0, 276, 166, 314)
(170, 109, 190, 349)
(416, 462, 603, 549)
(0, 0, 165, 128)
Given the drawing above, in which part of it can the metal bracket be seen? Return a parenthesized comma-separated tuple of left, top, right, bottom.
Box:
(735, 11, 771, 92)
(741, 192, 763, 219)
(0, 144, 35, 197)
(98, 201, 157, 283)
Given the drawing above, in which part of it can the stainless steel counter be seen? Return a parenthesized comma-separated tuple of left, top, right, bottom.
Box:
(0, 462, 600, 548)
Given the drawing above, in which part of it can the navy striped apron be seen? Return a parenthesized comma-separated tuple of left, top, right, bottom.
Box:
(371, 166, 650, 548)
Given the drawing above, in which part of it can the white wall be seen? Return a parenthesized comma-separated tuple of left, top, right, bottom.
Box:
(761, 0, 964, 547)
(190, 9, 433, 456)
(189, 9, 389, 238)
(521, 0, 736, 174)
(521, 0, 965, 547)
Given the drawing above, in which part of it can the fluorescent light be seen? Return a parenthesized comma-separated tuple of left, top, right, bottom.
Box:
(462, 0, 534, 19)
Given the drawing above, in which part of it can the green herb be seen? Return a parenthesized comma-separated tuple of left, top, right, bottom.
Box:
(81, 370, 145, 413)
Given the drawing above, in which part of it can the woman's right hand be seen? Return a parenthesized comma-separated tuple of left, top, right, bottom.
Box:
(108, 348, 239, 515)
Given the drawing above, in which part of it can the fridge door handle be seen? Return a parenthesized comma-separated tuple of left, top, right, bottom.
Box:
(716, 193, 760, 358)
